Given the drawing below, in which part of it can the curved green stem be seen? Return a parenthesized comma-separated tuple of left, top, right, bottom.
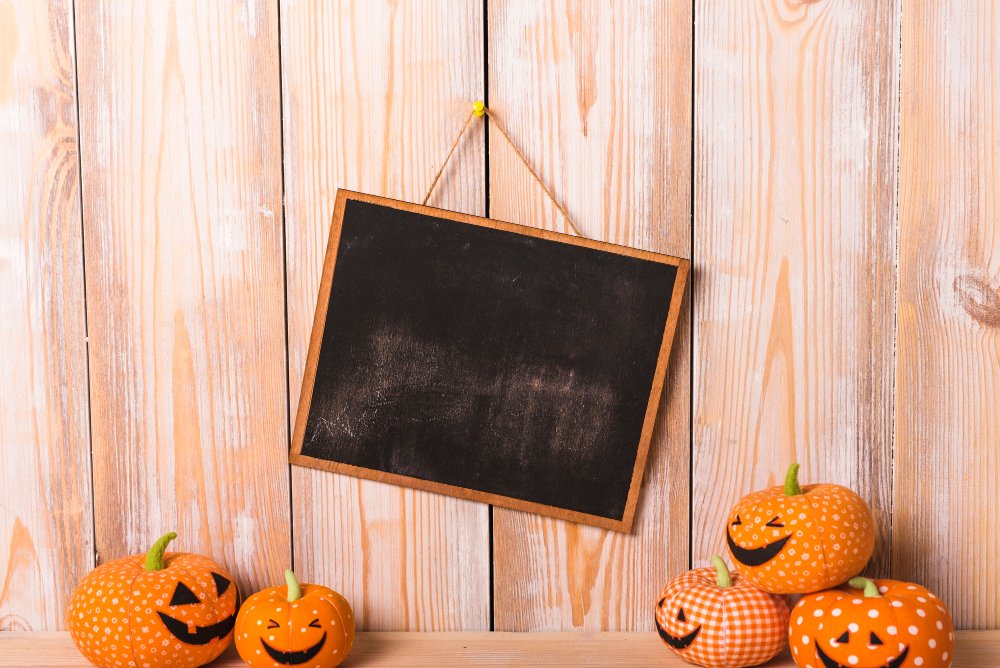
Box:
(711, 555, 732, 588)
(849, 577, 881, 597)
(285, 569, 302, 602)
(784, 463, 802, 496)
(144, 532, 177, 571)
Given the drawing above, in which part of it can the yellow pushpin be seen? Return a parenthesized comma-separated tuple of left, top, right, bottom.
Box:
(472, 100, 486, 117)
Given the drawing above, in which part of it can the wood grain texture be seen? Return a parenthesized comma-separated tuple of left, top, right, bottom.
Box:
(75, 0, 290, 595)
(280, 0, 490, 630)
(692, 0, 899, 576)
(489, 0, 692, 630)
(895, 0, 1000, 629)
(0, 0, 92, 632)
(3, 631, 999, 667)
(3, 0, 1000, 634)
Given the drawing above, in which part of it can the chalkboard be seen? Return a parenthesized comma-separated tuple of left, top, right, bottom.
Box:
(290, 190, 688, 531)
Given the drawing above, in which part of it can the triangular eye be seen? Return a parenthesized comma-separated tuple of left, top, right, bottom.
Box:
(212, 572, 231, 596)
(677, 608, 687, 622)
(870, 631, 883, 646)
(836, 631, 850, 644)
(169, 581, 200, 606)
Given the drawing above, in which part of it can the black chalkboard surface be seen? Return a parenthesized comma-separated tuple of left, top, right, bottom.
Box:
(290, 190, 688, 531)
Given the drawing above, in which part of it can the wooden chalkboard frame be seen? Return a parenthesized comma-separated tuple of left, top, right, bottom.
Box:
(289, 190, 689, 532)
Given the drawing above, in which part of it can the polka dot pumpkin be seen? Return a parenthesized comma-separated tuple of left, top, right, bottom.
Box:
(789, 577, 955, 668)
(235, 569, 354, 668)
(725, 463, 876, 594)
(68, 532, 239, 668)
(655, 555, 790, 667)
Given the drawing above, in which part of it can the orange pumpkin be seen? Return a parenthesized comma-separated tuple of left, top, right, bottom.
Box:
(725, 463, 875, 594)
(235, 569, 354, 668)
(789, 577, 955, 668)
(655, 555, 790, 667)
(68, 532, 239, 668)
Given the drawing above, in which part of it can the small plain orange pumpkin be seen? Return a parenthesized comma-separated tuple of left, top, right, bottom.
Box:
(655, 555, 790, 667)
(235, 569, 354, 668)
(68, 532, 239, 668)
(725, 463, 876, 594)
(789, 577, 955, 668)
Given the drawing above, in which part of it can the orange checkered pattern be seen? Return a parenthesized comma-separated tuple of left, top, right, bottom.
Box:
(655, 565, 790, 668)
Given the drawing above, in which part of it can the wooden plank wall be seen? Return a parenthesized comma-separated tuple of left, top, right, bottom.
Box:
(895, 0, 1000, 630)
(75, 0, 291, 596)
(280, 0, 490, 631)
(1, 0, 998, 632)
(692, 0, 899, 577)
(0, 0, 92, 631)
(488, 0, 691, 631)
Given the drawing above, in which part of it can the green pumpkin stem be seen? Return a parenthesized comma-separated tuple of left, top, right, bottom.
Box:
(711, 555, 732, 589)
(284, 569, 302, 602)
(784, 463, 803, 496)
(849, 577, 881, 598)
(144, 532, 177, 571)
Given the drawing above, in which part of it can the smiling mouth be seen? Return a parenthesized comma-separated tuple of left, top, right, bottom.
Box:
(261, 632, 327, 665)
(726, 527, 792, 566)
(156, 611, 236, 645)
(654, 613, 701, 650)
(815, 642, 909, 668)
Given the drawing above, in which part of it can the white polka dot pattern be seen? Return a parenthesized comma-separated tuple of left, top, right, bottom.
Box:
(788, 579, 954, 668)
(68, 552, 238, 668)
(235, 581, 354, 668)
(726, 482, 876, 594)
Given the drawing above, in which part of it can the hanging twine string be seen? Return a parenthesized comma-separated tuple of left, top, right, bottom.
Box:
(422, 101, 584, 238)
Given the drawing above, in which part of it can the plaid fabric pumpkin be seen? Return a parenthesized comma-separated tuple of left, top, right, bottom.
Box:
(655, 558, 790, 668)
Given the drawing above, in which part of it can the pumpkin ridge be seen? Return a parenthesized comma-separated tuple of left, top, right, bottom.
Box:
(123, 566, 143, 668)
(323, 591, 351, 644)
(662, 568, 703, 598)
(886, 591, 905, 667)
(719, 589, 731, 668)
(806, 495, 833, 590)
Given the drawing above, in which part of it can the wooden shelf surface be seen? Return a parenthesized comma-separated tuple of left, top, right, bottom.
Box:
(0, 631, 997, 667)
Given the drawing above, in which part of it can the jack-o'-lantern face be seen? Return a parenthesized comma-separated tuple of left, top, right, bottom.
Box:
(655, 601, 701, 650)
(813, 629, 909, 668)
(655, 557, 789, 668)
(789, 578, 955, 668)
(726, 511, 793, 566)
(236, 570, 355, 668)
(156, 570, 239, 645)
(254, 608, 328, 666)
(726, 464, 876, 594)
(68, 532, 240, 668)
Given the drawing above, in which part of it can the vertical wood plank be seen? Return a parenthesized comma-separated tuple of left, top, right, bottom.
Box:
(0, 0, 92, 631)
(895, 0, 1000, 629)
(76, 0, 290, 593)
(280, 0, 490, 630)
(692, 0, 899, 575)
(489, 0, 692, 630)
